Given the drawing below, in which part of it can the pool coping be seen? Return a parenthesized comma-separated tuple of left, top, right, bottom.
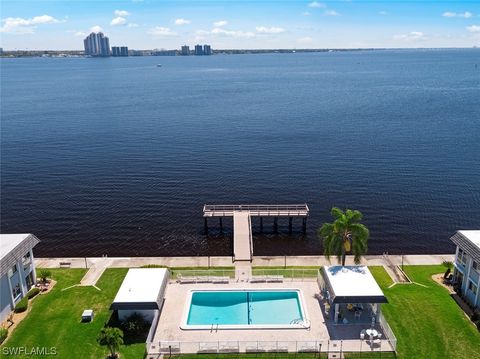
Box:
(180, 288, 310, 330)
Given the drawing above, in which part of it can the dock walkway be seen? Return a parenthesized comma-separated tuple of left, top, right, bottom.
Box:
(203, 204, 309, 262)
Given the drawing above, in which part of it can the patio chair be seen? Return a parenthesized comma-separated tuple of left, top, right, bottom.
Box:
(355, 310, 362, 320)
(245, 342, 262, 353)
(297, 341, 317, 352)
(198, 342, 218, 353)
(250, 275, 267, 283)
(178, 274, 196, 284)
(276, 342, 289, 352)
(267, 275, 284, 282)
(219, 342, 239, 353)
(360, 329, 366, 340)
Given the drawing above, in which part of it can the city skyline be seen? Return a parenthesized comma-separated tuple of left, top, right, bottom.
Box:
(1, 1, 480, 50)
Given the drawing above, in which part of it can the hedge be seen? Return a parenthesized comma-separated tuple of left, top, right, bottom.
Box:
(27, 287, 40, 299)
(14, 297, 28, 313)
(0, 327, 7, 344)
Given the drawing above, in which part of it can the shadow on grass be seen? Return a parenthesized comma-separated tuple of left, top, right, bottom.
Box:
(105, 311, 149, 345)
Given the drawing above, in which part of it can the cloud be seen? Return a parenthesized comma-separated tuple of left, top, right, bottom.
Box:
(297, 36, 313, 44)
(74, 31, 86, 37)
(393, 31, 426, 41)
(324, 10, 340, 16)
(111, 17, 127, 26)
(114, 10, 130, 17)
(210, 27, 255, 39)
(255, 26, 285, 34)
(148, 26, 177, 36)
(213, 20, 228, 27)
(303, 12, 311, 16)
(127, 23, 139, 28)
(308, 2, 326, 8)
(442, 11, 473, 18)
(466, 25, 480, 33)
(174, 18, 191, 25)
(379, 11, 388, 16)
(1, 14, 64, 34)
(90, 25, 103, 33)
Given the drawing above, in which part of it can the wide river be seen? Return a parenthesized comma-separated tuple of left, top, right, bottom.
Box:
(1, 49, 479, 257)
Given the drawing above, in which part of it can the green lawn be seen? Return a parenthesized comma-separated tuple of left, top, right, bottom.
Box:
(370, 265, 480, 359)
(3, 268, 145, 359)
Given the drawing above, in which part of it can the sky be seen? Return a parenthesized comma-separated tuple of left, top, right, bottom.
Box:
(1, 1, 480, 50)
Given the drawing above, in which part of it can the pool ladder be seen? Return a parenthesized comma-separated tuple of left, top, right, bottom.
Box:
(210, 323, 219, 333)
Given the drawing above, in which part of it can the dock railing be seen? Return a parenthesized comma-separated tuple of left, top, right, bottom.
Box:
(203, 204, 309, 217)
(170, 268, 320, 282)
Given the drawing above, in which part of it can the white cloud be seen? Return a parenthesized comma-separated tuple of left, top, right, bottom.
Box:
(442, 11, 473, 18)
(213, 20, 228, 27)
(379, 11, 388, 16)
(1, 14, 63, 34)
(90, 25, 103, 33)
(74, 31, 86, 37)
(297, 36, 313, 44)
(128, 23, 139, 28)
(111, 17, 127, 26)
(114, 10, 130, 17)
(210, 27, 255, 38)
(308, 2, 326, 8)
(174, 18, 191, 25)
(324, 10, 340, 16)
(303, 12, 311, 16)
(148, 26, 177, 36)
(393, 31, 426, 41)
(466, 25, 480, 33)
(255, 26, 285, 34)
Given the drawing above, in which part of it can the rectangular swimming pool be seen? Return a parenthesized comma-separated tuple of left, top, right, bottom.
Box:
(182, 289, 309, 329)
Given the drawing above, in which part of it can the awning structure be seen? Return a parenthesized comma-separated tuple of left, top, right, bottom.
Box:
(110, 268, 169, 310)
(322, 266, 388, 304)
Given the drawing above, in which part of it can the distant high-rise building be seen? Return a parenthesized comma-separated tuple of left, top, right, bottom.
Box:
(83, 32, 110, 57)
(203, 45, 212, 55)
(112, 46, 129, 57)
(181, 45, 190, 56)
(194, 44, 204, 56)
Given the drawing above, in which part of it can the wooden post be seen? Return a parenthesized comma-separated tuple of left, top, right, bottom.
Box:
(288, 217, 293, 234)
(273, 217, 278, 232)
(260, 217, 263, 232)
(204, 217, 208, 235)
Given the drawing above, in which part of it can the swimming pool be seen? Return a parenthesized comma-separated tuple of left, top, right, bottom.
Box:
(181, 289, 309, 329)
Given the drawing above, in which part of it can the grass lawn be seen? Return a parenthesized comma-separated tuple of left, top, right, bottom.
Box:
(370, 265, 480, 359)
(2, 268, 145, 359)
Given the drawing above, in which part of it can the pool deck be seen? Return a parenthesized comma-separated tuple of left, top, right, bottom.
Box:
(150, 279, 395, 354)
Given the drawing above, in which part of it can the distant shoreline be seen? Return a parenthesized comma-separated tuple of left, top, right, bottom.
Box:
(1, 46, 478, 58)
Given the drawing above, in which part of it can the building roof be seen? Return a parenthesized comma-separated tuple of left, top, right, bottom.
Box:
(450, 230, 480, 263)
(0, 234, 40, 277)
(322, 265, 388, 304)
(111, 268, 169, 310)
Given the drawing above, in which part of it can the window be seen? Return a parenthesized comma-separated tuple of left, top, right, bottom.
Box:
(8, 264, 18, 278)
(458, 248, 467, 265)
(12, 283, 21, 299)
(23, 252, 32, 269)
(468, 280, 478, 295)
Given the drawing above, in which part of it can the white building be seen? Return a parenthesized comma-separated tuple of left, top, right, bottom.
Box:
(451, 230, 480, 308)
(110, 268, 169, 322)
(0, 234, 40, 321)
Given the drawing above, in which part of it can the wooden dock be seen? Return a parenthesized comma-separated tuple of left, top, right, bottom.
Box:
(203, 204, 309, 262)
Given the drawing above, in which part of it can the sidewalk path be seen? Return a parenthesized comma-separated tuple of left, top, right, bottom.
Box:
(36, 254, 454, 270)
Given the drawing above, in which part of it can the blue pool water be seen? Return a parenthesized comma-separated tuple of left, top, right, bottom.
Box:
(187, 290, 304, 326)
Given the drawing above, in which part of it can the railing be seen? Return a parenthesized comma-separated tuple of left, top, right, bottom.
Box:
(203, 204, 309, 216)
(146, 339, 395, 354)
(170, 268, 320, 282)
(378, 311, 397, 351)
(251, 268, 320, 282)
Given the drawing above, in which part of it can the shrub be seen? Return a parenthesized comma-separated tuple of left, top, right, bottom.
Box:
(97, 327, 123, 359)
(121, 312, 149, 336)
(0, 327, 8, 344)
(39, 269, 51, 282)
(27, 287, 40, 299)
(14, 297, 28, 313)
(140, 264, 166, 268)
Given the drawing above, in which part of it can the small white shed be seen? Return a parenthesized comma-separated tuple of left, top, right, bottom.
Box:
(110, 268, 169, 322)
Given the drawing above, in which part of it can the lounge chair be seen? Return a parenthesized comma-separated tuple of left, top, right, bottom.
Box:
(159, 342, 180, 353)
(297, 341, 318, 352)
(266, 275, 284, 282)
(276, 342, 289, 352)
(245, 342, 263, 353)
(212, 276, 229, 283)
(177, 274, 196, 284)
(219, 342, 239, 353)
(250, 275, 267, 283)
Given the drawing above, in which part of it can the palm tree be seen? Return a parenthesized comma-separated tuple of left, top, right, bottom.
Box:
(318, 207, 369, 266)
(97, 327, 124, 359)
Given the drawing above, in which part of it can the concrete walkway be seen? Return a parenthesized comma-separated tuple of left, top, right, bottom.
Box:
(79, 258, 113, 286)
(36, 254, 454, 270)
